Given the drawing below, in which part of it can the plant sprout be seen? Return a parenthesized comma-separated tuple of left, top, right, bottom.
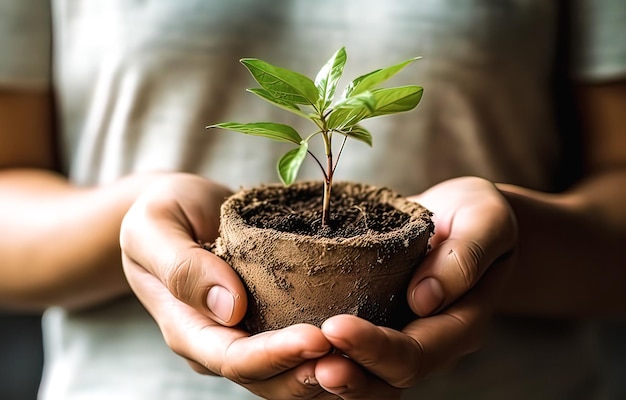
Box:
(207, 47, 423, 227)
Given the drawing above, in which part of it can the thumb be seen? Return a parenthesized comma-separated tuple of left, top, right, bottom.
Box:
(120, 176, 247, 326)
(409, 238, 488, 316)
(406, 179, 517, 317)
(122, 221, 248, 326)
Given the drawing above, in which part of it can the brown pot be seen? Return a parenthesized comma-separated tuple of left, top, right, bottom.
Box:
(211, 181, 433, 334)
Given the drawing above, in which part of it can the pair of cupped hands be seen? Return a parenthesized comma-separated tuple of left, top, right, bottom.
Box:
(120, 174, 517, 400)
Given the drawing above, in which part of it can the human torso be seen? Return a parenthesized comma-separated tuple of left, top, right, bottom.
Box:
(42, 1, 596, 399)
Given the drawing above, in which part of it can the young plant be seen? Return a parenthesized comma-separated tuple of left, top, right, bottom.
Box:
(207, 47, 423, 227)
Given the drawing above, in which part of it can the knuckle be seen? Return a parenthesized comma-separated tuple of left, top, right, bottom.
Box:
(408, 313, 484, 384)
(217, 362, 235, 381)
(186, 360, 215, 376)
(162, 253, 196, 300)
(451, 240, 485, 289)
(447, 311, 485, 354)
(219, 364, 253, 386)
(397, 338, 426, 388)
(218, 343, 254, 385)
(162, 328, 220, 377)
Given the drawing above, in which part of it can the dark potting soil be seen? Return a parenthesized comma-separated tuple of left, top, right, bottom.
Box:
(239, 186, 411, 239)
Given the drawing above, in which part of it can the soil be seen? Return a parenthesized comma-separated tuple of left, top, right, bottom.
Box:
(211, 181, 434, 334)
(241, 183, 411, 239)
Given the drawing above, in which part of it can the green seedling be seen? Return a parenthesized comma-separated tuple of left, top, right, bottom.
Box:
(207, 47, 423, 227)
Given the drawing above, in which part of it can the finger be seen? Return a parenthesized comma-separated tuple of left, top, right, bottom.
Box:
(321, 315, 420, 389)
(401, 256, 512, 381)
(247, 360, 329, 399)
(407, 180, 517, 316)
(192, 320, 331, 398)
(409, 237, 512, 317)
(123, 231, 247, 325)
(315, 353, 401, 400)
(186, 359, 217, 376)
(190, 341, 331, 399)
(125, 260, 332, 399)
(120, 180, 247, 325)
(320, 254, 511, 390)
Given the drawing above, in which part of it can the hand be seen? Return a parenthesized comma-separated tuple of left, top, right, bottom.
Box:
(313, 177, 518, 399)
(120, 173, 332, 399)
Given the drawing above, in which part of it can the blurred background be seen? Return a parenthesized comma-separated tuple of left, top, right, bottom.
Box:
(0, 312, 44, 400)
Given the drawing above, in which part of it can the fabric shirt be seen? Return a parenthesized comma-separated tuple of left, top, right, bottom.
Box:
(1, 0, 626, 399)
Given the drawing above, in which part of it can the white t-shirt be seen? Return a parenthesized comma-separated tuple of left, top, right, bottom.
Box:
(1, 0, 625, 399)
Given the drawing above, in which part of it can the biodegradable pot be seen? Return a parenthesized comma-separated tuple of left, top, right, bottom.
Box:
(211, 181, 434, 334)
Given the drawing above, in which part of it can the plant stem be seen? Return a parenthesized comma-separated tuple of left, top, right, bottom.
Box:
(332, 134, 348, 175)
(322, 153, 333, 227)
(321, 130, 333, 227)
(322, 179, 331, 227)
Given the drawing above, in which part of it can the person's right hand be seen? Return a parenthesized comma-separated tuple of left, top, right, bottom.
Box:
(120, 173, 332, 399)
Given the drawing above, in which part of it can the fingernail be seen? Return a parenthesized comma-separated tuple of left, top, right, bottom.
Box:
(301, 347, 331, 359)
(304, 375, 319, 386)
(207, 286, 235, 323)
(412, 278, 444, 316)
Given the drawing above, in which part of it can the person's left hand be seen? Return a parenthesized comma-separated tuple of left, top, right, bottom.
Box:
(313, 177, 518, 399)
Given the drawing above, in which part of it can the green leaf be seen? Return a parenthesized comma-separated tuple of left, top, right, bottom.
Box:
(326, 92, 377, 130)
(342, 69, 380, 99)
(344, 56, 421, 98)
(278, 142, 308, 185)
(368, 86, 424, 117)
(206, 122, 302, 144)
(246, 88, 310, 119)
(314, 47, 347, 111)
(331, 91, 377, 113)
(326, 106, 372, 130)
(341, 125, 373, 147)
(240, 58, 318, 106)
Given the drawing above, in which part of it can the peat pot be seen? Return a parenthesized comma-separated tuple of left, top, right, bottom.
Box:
(211, 181, 434, 334)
